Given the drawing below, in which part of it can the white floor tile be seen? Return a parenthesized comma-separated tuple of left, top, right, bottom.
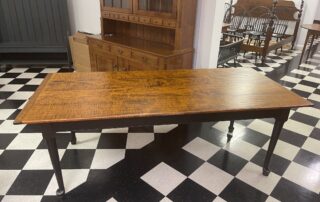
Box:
(236, 162, 281, 194)
(8, 68, 28, 73)
(213, 196, 227, 202)
(0, 120, 25, 133)
(189, 162, 233, 195)
(1, 195, 42, 202)
(160, 197, 173, 202)
(183, 137, 220, 161)
(0, 84, 23, 92)
(26, 78, 43, 85)
(141, 162, 186, 195)
(293, 84, 315, 93)
(6, 133, 42, 150)
(312, 69, 320, 75)
(17, 73, 38, 79)
(247, 119, 273, 136)
(23, 149, 65, 170)
(309, 94, 320, 102)
(67, 133, 101, 149)
(7, 92, 34, 100)
(265, 196, 281, 202)
(0, 109, 16, 120)
(106, 197, 118, 202)
(102, 127, 129, 133)
(224, 139, 260, 160)
(307, 58, 320, 64)
(316, 121, 320, 129)
(0, 99, 4, 105)
(291, 69, 309, 76)
(263, 140, 299, 160)
(0, 78, 13, 85)
(0, 170, 20, 195)
(302, 138, 320, 155)
(299, 63, 317, 69)
(283, 162, 320, 193)
(90, 149, 125, 169)
(283, 119, 314, 136)
(281, 76, 301, 84)
(41, 68, 60, 73)
(154, 124, 178, 133)
(44, 169, 90, 195)
(296, 107, 320, 119)
(305, 76, 320, 84)
(126, 133, 154, 149)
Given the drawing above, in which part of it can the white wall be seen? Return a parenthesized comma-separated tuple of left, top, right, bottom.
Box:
(193, 0, 225, 68)
(67, 0, 101, 34)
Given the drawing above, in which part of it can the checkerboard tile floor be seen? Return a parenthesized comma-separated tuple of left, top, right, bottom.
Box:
(0, 48, 320, 202)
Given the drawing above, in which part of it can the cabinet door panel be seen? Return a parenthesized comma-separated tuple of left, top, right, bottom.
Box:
(91, 50, 117, 72)
(133, 0, 177, 18)
(102, 0, 133, 13)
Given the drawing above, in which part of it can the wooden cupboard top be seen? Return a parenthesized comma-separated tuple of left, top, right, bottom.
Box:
(88, 35, 191, 57)
(15, 69, 312, 125)
(301, 24, 320, 32)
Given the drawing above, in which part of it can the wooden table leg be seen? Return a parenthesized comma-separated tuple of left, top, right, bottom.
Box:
(263, 114, 288, 176)
(228, 120, 235, 133)
(306, 34, 315, 60)
(299, 31, 311, 65)
(71, 131, 77, 145)
(43, 131, 65, 196)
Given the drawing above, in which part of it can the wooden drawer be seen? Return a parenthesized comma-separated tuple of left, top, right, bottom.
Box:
(129, 15, 139, 22)
(102, 11, 109, 18)
(139, 16, 151, 24)
(131, 51, 159, 65)
(89, 39, 111, 52)
(110, 46, 131, 58)
(119, 13, 128, 21)
(109, 12, 119, 19)
(151, 18, 163, 26)
(163, 19, 177, 28)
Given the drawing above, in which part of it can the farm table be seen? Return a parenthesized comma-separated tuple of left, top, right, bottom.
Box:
(15, 68, 312, 196)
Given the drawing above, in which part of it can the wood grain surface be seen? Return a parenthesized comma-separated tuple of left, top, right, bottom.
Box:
(301, 24, 320, 32)
(15, 68, 312, 125)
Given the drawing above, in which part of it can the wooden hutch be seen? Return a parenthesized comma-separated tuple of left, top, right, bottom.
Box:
(88, 0, 197, 72)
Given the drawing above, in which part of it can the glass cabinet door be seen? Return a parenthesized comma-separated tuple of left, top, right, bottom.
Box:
(102, 0, 132, 13)
(134, 0, 177, 18)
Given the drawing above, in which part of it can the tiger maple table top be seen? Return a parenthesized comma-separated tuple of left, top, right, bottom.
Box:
(15, 69, 312, 125)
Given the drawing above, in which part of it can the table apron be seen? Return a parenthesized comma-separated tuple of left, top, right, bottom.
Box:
(37, 109, 290, 133)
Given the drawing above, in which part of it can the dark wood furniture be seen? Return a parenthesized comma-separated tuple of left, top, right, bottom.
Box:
(15, 69, 311, 196)
(0, 0, 71, 65)
(226, 0, 304, 64)
(299, 24, 320, 64)
(218, 34, 244, 67)
(88, 0, 197, 72)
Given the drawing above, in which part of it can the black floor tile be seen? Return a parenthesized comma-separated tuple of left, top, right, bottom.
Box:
(251, 149, 291, 176)
(271, 178, 319, 202)
(0, 133, 17, 149)
(7, 170, 53, 195)
(9, 78, 31, 85)
(0, 150, 34, 169)
(208, 149, 248, 176)
(97, 133, 127, 149)
(290, 112, 319, 126)
(0, 73, 21, 78)
(279, 129, 307, 147)
(0, 100, 25, 109)
(35, 73, 48, 78)
(299, 80, 319, 88)
(294, 149, 320, 172)
(310, 128, 320, 140)
(60, 149, 95, 169)
(37, 132, 73, 149)
(240, 128, 270, 147)
(219, 178, 268, 202)
(0, 92, 14, 99)
(18, 85, 39, 92)
(164, 149, 204, 176)
(129, 126, 154, 133)
(168, 179, 216, 202)
(26, 68, 45, 73)
(291, 89, 311, 98)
